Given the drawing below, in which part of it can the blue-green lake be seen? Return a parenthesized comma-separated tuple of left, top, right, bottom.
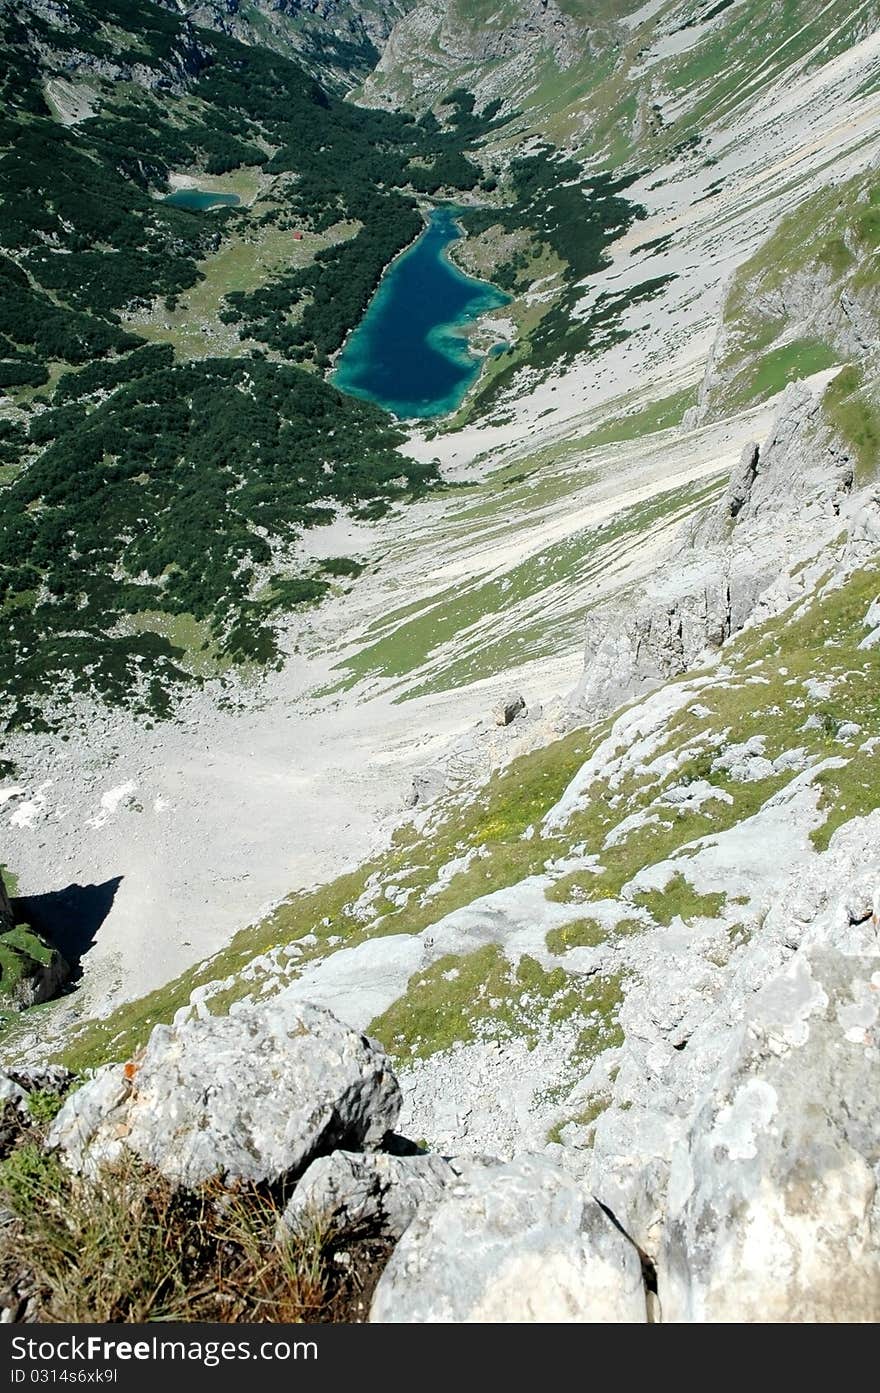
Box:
(164, 189, 240, 211)
(333, 207, 509, 419)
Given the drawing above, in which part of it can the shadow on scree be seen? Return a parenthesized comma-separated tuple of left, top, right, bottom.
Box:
(19, 875, 123, 985)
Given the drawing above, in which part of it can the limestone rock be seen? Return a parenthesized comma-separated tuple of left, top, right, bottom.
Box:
(48, 1000, 401, 1187)
(492, 692, 526, 727)
(280, 1149, 455, 1240)
(711, 736, 775, 782)
(46, 1064, 129, 1172)
(574, 564, 757, 716)
(1, 1065, 72, 1110)
(361, 0, 589, 112)
(659, 948, 880, 1322)
(0, 1072, 28, 1115)
(726, 441, 759, 518)
(572, 382, 856, 721)
(370, 1154, 647, 1322)
(404, 766, 446, 808)
(584, 808, 880, 1254)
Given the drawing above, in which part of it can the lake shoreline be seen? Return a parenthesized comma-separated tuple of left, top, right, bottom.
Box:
(324, 207, 432, 381)
(331, 204, 510, 421)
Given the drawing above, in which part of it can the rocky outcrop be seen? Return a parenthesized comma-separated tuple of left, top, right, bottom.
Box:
(370, 1154, 647, 1322)
(693, 166, 880, 425)
(48, 999, 401, 1186)
(0, 1064, 72, 1116)
(571, 382, 860, 721)
(584, 806, 880, 1255)
(28, 822, 880, 1321)
(698, 264, 880, 422)
(661, 948, 880, 1321)
(27, 13, 214, 98)
(690, 382, 855, 545)
(360, 0, 607, 112)
(492, 691, 526, 726)
(725, 441, 759, 519)
(159, 0, 411, 88)
(404, 765, 446, 808)
(280, 1148, 456, 1240)
(0, 871, 70, 1010)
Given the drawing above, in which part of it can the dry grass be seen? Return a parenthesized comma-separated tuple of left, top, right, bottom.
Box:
(0, 1107, 390, 1323)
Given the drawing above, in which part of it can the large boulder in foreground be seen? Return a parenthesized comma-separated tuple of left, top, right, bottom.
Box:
(48, 1000, 401, 1188)
(370, 1154, 646, 1323)
(659, 948, 880, 1322)
(280, 1149, 456, 1241)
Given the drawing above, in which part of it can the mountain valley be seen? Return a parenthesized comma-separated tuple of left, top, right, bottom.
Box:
(1, 0, 879, 1325)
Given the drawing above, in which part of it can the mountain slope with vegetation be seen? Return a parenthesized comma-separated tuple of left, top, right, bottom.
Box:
(0, 0, 879, 1323)
(0, 0, 510, 728)
(362, 0, 880, 421)
(160, 0, 415, 92)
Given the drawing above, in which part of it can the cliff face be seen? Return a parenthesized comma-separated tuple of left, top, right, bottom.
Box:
(2, 0, 879, 1327)
(358, 0, 607, 113)
(157, 0, 414, 88)
(5, 0, 216, 96)
(695, 169, 880, 422)
(572, 380, 866, 720)
(357, 0, 880, 165)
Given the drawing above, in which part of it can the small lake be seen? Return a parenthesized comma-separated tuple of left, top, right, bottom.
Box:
(163, 189, 241, 211)
(333, 206, 509, 419)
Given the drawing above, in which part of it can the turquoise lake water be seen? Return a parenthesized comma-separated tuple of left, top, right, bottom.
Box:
(164, 189, 241, 211)
(333, 207, 509, 419)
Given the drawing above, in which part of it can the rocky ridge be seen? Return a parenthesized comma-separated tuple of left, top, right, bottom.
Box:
(2, 0, 879, 1328)
(572, 377, 868, 719)
(29, 906, 880, 1320)
(9, 367, 875, 1318)
(360, 0, 596, 114)
(157, 0, 413, 89)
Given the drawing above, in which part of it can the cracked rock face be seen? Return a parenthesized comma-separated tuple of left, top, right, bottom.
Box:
(659, 947, 880, 1322)
(280, 1148, 457, 1240)
(370, 1154, 647, 1322)
(48, 1000, 401, 1187)
(573, 381, 859, 722)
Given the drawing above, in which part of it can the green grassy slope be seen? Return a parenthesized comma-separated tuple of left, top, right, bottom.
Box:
(47, 557, 880, 1077)
(701, 167, 880, 417)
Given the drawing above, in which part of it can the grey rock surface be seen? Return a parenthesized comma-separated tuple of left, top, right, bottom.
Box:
(573, 382, 856, 720)
(362, 0, 589, 112)
(659, 948, 880, 1322)
(370, 1154, 647, 1322)
(404, 765, 446, 808)
(280, 1149, 455, 1240)
(0, 1071, 28, 1114)
(0, 1065, 73, 1111)
(585, 807, 880, 1255)
(48, 1000, 401, 1187)
(492, 692, 526, 726)
(726, 441, 759, 518)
